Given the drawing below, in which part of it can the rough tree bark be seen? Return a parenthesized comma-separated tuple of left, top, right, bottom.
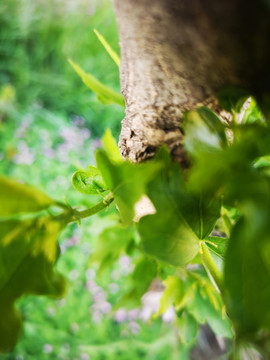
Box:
(113, 0, 270, 164)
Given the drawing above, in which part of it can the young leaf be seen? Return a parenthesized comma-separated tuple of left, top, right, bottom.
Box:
(158, 275, 184, 315)
(95, 149, 161, 225)
(88, 165, 107, 188)
(0, 176, 55, 216)
(0, 217, 67, 352)
(72, 129, 121, 196)
(68, 59, 125, 107)
(177, 312, 198, 346)
(186, 275, 233, 338)
(72, 167, 107, 195)
(101, 128, 122, 163)
(94, 29, 120, 67)
(190, 286, 232, 338)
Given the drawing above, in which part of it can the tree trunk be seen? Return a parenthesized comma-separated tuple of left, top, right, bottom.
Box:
(112, 2, 270, 357)
(113, 0, 270, 164)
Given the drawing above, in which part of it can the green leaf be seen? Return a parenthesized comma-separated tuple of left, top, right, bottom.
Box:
(158, 263, 178, 280)
(101, 128, 122, 163)
(224, 214, 270, 338)
(0, 217, 67, 352)
(72, 129, 121, 196)
(116, 256, 157, 309)
(96, 149, 161, 225)
(205, 236, 228, 260)
(94, 29, 120, 67)
(189, 286, 232, 338)
(68, 59, 125, 107)
(197, 195, 221, 239)
(90, 225, 134, 275)
(0, 176, 54, 216)
(184, 107, 227, 157)
(186, 275, 233, 338)
(177, 312, 198, 345)
(253, 155, 270, 169)
(138, 147, 220, 266)
(158, 275, 184, 315)
(217, 87, 250, 114)
(200, 241, 224, 293)
(242, 97, 264, 124)
(188, 124, 270, 200)
(72, 166, 107, 195)
(88, 165, 107, 188)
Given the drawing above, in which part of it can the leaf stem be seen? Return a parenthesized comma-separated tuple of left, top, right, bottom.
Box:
(199, 241, 224, 294)
(56, 192, 114, 224)
(72, 192, 114, 222)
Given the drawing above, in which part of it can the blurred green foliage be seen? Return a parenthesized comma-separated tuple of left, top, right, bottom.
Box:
(0, 0, 124, 137)
(0, 217, 179, 360)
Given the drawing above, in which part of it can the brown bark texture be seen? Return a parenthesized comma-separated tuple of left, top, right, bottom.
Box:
(113, 0, 270, 164)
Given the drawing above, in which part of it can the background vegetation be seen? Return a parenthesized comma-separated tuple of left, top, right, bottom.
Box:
(0, 1, 180, 359)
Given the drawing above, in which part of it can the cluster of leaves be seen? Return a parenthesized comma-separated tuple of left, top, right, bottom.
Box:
(72, 92, 270, 357)
(184, 97, 270, 355)
(72, 129, 232, 355)
(2, 92, 270, 357)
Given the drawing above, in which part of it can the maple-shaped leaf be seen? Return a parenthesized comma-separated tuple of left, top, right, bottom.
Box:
(138, 147, 220, 266)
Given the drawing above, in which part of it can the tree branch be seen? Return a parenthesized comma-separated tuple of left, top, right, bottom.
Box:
(113, 0, 270, 164)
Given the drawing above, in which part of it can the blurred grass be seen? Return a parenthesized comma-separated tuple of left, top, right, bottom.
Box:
(0, 0, 124, 138)
(0, 0, 125, 201)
